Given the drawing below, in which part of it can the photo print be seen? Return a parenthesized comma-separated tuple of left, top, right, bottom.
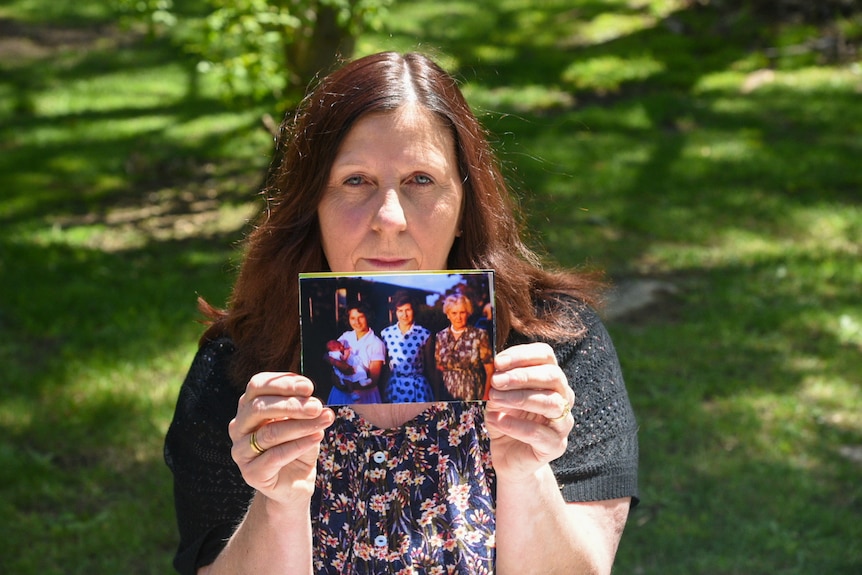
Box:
(299, 270, 496, 406)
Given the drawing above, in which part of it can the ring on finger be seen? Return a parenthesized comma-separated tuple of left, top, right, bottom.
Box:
(548, 399, 571, 422)
(249, 430, 267, 455)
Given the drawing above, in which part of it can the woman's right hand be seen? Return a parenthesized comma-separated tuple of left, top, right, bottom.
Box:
(228, 372, 335, 508)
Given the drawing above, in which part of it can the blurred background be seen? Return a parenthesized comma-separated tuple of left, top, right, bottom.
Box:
(1, 0, 860, 573)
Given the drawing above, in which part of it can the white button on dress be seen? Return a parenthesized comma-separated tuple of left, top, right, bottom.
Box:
(372, 451, 386, 464)
(373, 534, 388, 548)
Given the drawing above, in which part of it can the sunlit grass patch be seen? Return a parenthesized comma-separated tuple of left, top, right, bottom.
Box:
(563, 11, 663, 47)
(800, 377, 862, 435)
(35, 66, 191, 116)
(462, 83, 575, 113)
(0, 0, 113, 22)
(562, 54, 666, 93)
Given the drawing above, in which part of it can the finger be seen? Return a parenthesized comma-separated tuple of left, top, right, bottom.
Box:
(241, 430, 327, 491)
(491, 362, 568, 393)
(545, 396, 573, 425)
(232, 395, 326, 440)
(251, 429, 327, 472)
(254, 411, 335, 450)
(240, 372, 316, 405)
(233, 409, 335, 462)
(234, 373, 323, 434)
(485, 409, 570, 458)
(495, 342, 558, 371)
(488, 388, 573, 422)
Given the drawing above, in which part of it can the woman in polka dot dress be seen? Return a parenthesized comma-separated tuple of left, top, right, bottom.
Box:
(380, 292, 435, 403)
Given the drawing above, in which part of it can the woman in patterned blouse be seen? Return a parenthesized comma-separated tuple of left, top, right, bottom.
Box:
(164, 51, 638, 575)
(435, 293, 494, 401)
(380, 292, 436, 403)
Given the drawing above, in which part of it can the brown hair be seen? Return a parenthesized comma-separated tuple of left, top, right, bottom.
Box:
(201, 51, 603, 388)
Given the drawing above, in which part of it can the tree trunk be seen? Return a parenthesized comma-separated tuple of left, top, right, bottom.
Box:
(285, 3, 357, 95)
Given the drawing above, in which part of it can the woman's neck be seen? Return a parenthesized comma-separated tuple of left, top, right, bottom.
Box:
(353, 403, 431, 429)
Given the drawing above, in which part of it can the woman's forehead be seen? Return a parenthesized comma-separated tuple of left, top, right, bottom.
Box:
(335, 106, 453, 161)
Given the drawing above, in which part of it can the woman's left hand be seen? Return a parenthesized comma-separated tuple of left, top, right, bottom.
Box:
(484, 342, 574, 480)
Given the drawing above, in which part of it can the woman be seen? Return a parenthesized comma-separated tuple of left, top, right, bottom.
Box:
(380, 292, 435, 403)
(324, 303, 385, 405)
(435, 293, 493, 401)
(164, 52, 638, 575)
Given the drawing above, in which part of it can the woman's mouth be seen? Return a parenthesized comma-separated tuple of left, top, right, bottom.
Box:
(358, 258, 415, 270)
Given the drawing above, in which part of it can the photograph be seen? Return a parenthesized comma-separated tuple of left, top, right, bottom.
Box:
(299, 270, 496, 405)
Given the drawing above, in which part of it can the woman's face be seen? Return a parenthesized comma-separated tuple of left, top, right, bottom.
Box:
(395, 303, 414, 327)
(348, 309, 369, 334)
(446, 303, 469, 331)
(318, 105, 463, 272)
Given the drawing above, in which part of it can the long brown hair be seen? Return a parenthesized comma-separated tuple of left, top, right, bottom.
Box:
(201, 51, 604, 387)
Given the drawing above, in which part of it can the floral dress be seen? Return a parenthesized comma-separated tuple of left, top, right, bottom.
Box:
(381, 323, 434, 403)
(312, 402, 496, 574)
(435, 327, 493, 401)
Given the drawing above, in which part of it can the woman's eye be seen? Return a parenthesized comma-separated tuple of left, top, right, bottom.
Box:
(344, 176, 364, 186)
(413, 174, 433, 185)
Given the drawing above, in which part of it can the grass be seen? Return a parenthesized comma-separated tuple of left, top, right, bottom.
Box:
(1, 0, 861, 573)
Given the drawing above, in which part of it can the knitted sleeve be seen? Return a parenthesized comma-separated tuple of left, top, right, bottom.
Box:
(510, 302, 639, 505)
(163, 339, 254, 575)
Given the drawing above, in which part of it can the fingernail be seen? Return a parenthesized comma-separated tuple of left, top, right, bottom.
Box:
(492, 372, 510, 389)
(495, 354, 511, 371)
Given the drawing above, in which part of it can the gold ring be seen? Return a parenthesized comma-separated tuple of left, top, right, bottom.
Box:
(549, 400, 571, 422)
(249, 430, 266, 455)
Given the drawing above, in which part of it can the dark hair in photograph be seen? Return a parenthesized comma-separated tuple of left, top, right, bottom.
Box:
(200, 51, 604, 388)
(390, 291, 414, 311)
(346, 302, 371, 320)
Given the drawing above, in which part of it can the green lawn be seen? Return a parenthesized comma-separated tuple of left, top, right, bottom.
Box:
(1, 0, 860, 573)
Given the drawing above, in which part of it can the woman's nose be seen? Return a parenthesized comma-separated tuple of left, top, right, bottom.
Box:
(372, 188, 407, 233)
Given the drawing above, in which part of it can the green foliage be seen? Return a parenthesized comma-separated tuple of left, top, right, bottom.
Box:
(114, 0, 393, 102)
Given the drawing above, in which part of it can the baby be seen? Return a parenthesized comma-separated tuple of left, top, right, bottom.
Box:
(326, 339, 371, 400)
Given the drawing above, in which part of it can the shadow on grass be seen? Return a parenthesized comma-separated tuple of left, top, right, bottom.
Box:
(0, 235, 237, 394)
(0, 12, 271, 224)
(0, 114, 262, 227)
(0, 18, 263, 571)
(606, 254, 862, 573)
(0, 443, 179, 575)
(0, 235, 235, 572)
(487, 79, 861, 269)
(378, 1, 860, 269)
